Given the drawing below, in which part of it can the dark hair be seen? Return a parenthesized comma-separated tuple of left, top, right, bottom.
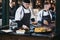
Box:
(22, 0, 30, 3)
(51, 3, 56, 6)
(44, 2, 50, 5)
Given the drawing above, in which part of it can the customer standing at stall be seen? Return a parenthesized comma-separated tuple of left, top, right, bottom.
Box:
(37, 2, 52, 25)
(15, 0, 35, 30)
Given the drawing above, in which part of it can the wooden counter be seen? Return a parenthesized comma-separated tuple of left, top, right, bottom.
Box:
(0, 34, 55, 40)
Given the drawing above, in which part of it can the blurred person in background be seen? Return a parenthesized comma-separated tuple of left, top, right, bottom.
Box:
(15, 0, 35, 30)
(9, 0, 18, 19)
(49, 3, 56, 21)
(37, 2, 52, 25)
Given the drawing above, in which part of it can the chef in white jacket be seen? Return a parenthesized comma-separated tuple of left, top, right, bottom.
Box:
(15, 0, 35, 29)
(37, 2, 52, 25)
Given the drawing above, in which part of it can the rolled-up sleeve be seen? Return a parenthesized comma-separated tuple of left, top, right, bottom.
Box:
(15, 7, 22, 21)
(30, 8, 35, 19)
(36, 11, 42, 22)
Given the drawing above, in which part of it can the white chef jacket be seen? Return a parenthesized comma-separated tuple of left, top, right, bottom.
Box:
(36, 9, 52, 22)
(15, 6, 35, 21)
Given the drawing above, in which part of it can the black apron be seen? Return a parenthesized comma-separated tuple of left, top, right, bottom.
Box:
(18, 8, 31, 28)
(42, 10, 51, 24)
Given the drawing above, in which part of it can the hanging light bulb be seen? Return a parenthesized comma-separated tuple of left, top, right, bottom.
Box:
(51, 0, 53, 3)
(9, 0, 12, 3)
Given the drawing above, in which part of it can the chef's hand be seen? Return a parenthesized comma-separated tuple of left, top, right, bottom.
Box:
(43, 20, 48, 25)
(32, 22, 37, 25)
(22, 25, 29, 30)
